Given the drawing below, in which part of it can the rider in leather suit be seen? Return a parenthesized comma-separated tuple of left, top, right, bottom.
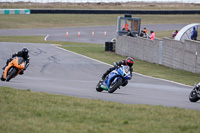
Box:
(101, 57, 134, 86)
(2, 47, 30, 74)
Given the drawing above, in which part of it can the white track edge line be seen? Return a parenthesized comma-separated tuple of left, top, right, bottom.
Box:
(44, 35, 49, 41)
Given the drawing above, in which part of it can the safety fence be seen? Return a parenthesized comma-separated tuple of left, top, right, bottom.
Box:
(0, 9, 199, 14)
(30, 9, 200, 14)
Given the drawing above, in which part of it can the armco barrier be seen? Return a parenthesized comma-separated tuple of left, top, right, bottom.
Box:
(0, 9, 30, 14)
(116, 36, 200, 73)
(30, 9, 200, 14)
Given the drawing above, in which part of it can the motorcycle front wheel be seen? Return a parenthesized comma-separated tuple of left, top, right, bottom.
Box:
(108, 78, 123, 93)
(189, 89, 199, 102)
(6, 67, 18, 82)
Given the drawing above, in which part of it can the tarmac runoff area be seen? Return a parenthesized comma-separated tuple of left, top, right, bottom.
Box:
(0, 41, 200, 111)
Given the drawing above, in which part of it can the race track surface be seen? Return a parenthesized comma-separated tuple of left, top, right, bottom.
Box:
(1, 42, 199, 111)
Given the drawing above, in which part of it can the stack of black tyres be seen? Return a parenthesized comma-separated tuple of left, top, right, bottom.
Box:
(105, 42, 113, 52)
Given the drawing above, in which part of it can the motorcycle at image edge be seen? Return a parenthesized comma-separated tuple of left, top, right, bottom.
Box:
(1, 57, 25, 82)
(96, 65, 131, 93)
(189, 82, 200, 102)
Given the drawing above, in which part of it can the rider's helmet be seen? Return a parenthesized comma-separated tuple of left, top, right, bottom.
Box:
(125, 57, 134, 67)
(22, 47, 29, 56)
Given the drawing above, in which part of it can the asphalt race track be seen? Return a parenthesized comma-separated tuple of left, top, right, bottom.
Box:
(1, 24, 200, 111)
(0, 42, 200, 111)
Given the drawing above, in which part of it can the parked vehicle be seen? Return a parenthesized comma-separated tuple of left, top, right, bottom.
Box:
(96, 65, 131, 93)
(1, 57, 25, 82)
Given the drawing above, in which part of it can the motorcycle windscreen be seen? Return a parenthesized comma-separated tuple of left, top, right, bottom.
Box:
(17, 57, 25, 65)
(118, 66, 131, 80)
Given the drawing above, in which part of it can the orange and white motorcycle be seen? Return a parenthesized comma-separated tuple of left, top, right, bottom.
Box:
(1, 57, 25, 82)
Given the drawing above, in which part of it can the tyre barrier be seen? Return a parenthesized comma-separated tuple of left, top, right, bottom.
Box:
(105, 42, 114, 52)
(30, 9, 200, 14)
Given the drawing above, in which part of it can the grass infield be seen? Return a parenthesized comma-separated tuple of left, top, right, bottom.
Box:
(0, 14, 200, 29)
(0, 86, 200, 133)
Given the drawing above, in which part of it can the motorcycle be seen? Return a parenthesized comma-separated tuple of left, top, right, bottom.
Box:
(96, 65, 131, 93)
(189, 82, 200, 102)
(1, 57, 25, 82)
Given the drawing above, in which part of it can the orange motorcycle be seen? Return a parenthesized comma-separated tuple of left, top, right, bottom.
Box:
(1, 57, 25, 82)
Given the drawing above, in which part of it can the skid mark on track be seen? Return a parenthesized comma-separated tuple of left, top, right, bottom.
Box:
(48, 55, 60, 64)
(40, 63, 50, 73)
(40, 55, 60, 73)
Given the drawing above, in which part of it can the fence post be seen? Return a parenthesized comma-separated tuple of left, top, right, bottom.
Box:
(158, 40, 163, 65)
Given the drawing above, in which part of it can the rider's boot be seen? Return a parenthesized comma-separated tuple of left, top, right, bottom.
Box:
(19, 70, 24, 75)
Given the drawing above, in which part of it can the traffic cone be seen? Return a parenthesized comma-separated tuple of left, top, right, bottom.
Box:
(78, 31, 80, 36)
(66, 31, 68, 37)
(104, 31, 107, 36)
(92, 31, 94, 36)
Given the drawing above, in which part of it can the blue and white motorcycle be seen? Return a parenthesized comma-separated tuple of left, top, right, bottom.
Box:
(96, 65, 132, 93)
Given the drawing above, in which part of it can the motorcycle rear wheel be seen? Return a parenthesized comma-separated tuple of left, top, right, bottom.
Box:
(96, 81, 103, 92)
(6, 67, 18, 82)
(189, 89, 199, 102)
(108, 78, 123, 93)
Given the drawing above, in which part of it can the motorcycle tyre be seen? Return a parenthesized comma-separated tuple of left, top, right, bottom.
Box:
(122, 80, 128, 87)
(108, 78, 123, 93)
(96, 81, 103, 92)
(1, 74, 5, 81)
(189, 90, 199, 102)
(6, 67, 18, 82)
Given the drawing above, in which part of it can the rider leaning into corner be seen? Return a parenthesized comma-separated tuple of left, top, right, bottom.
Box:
(2, 47, 30, 75)
(101, 57, 134, 86)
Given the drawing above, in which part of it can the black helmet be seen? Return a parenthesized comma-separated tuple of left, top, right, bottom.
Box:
(22, 47, 29, 56)
(125, 57, 134, 67)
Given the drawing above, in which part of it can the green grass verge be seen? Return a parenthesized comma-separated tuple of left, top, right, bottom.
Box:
(0, 14, 200, 29)
(1, 86, 200, 133)
(0, 36, 200, 86)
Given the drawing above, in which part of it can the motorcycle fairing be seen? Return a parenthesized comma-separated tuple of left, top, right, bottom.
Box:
(3, 57, 25, 79)
(100, 70, 119, 90)
(118, 66, 131, 80)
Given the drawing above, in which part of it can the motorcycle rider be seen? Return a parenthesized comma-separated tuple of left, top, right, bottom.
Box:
(101, 57, 134, 86)
(2, 47, 30, 75)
